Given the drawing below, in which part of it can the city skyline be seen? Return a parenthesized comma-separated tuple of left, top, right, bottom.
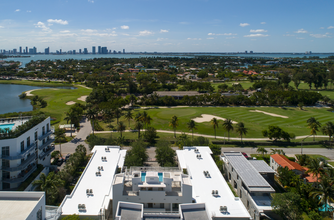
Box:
(1, 0, 334, 52)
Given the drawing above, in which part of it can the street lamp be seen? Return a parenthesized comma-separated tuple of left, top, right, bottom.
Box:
(301, 134, 313, 155)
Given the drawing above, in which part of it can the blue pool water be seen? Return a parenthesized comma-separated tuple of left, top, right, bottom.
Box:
(0, 124, 15, 131)
(141, 172, 163, 182)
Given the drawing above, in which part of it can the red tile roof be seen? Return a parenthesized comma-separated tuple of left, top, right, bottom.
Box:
(271, 154, 304, 171)
(303, 167, 320, 183)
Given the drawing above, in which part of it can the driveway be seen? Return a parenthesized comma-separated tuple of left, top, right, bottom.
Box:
(54, 117, 92, 155)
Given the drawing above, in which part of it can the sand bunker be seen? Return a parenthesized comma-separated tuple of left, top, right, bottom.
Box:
(25, 89, 41, 96)
(249, 110, 288, 118)
(77, 96, 88, 102)
(193, 114, 238, 124)
(66, 101, 76, 105)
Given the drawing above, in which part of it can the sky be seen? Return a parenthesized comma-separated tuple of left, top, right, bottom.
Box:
(0, 0, 334, 53)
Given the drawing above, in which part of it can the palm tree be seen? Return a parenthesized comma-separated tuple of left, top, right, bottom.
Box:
(222, 118, 234, 141)
(169, 115, 179, 138)
(310, 176, 334, 212)
(86, 108, 97, 135)
(306, 158, 325, 185)
(135, 112, 142, 122)
(129, 94, 137, 106)
(64, 110, 77, 137)
(210, 117, 219, 139)
(321, 121, 334, 142)
(124, 110, 133, 127)
(134, 121, 143, 138)
(114, 108, 122, 124)
(117, 121, 126, 138)
(257, 147, 267, 157)
(235, 122, 248, 142)
(54, 128, 66, 157)
(32, 172, 63, 204)
(307, 117, 321, 141)
(187, 120, 197, 141)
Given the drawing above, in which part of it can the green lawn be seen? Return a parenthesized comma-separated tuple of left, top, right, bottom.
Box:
(100, 106, 334, 139)
(29, 86, 91, 125)
(295, 154, 330, 161)
(0, 79, 73, 87)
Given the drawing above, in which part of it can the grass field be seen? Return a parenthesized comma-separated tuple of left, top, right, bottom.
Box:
(0, 79, 73, 87)
(100, 106, 334, 139)
(29, 85, 91, 125)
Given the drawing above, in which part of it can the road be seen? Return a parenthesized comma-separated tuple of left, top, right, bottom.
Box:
(54, 117, 92, 156)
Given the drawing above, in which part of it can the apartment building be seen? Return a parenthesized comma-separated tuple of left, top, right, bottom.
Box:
(0, 116, 54, 190)
(222, 152, 276, 220)
(60, 146, 251, 220)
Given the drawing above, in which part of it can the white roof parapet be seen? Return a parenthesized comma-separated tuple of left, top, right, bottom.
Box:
(177, 147, 250, 219)
(59, 145, 126, 217)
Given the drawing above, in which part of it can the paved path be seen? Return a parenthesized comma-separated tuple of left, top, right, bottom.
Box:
(95, 129, 328, 141)
(221, 147, 334, 161)
(54, 117, 92, 156)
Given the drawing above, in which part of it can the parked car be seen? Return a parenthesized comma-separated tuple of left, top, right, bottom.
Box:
(57, 157, 64, 166)
(241, 152, 249, 159)
(65, 154, 71, 162)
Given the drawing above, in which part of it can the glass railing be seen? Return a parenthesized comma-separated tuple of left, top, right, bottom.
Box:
(0, 143, 36, 160)
(2, 165, 37, 183)
(38, 130, 53, 141)
(2, 154, 36, 172)
(39, 146, 55, 160)
(39, 138, 55, 150)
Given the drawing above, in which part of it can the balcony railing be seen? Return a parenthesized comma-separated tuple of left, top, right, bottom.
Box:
(38, 130, 53, 141)
(2, 165, 37, 184)
(2, 153, 36, 172)
(0, 143, 36, 160)
(39, 146, 55, 160)
(39, 138, 55, 150)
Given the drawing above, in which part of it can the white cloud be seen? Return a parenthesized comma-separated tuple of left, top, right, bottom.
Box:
(207, 37, 214, 40)
(226, 36, 236, 39)
(250, 29, 267, 33)
(27, 10, 31, 13)
(261, 22, 266, 25)
(320, 27, 324, 29)
(295, 28, 308, 33)
(80, 29, 117, 37)
(122, 33, 130, 36)
(244, 34, 269, 37)
(328, 26, 334, 29)
(160, 29, 168, 33)
(240, 23, 250, 27)
(81, 29, 96, 33)
(296, 37, 304, 39)
(187, 38, 201, 40)
(15, 9, 20, 12)
(35, 21, 51, 32)
(208, 33, 237, 36)
(88, 0, 94, 3)
(121, 25, 129, 29)
(47, 19, 68, 25)
(157, 38, 167, 41)
(0, 26, 4, 28)
(310, 34, 330, 38)
(139, 30, 153, 36)
(283, 34, 295, 37)
(60, 30, 71, 33)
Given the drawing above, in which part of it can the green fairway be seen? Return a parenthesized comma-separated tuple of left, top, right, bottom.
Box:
(101, 106, 334, 138)
(29, 86, 91, 125)
(0, 79, 73, 87)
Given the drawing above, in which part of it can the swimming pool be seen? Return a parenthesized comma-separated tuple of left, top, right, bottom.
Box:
(141, 172, 163, 182)
(0, 124, 15, 131)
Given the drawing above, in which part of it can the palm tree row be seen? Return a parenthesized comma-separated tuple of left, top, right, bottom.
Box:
(307, 117, 334, 143)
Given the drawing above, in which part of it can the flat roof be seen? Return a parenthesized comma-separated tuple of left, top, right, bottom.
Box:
(60, 146, 126, 216)
(119, 208, 141, 220)
(248, 160, 275, 174)
(177, 147, 250, 219)
(223, 152, 274, 193)
(183, 208, 209, 220)
(0, 192, 44, 220)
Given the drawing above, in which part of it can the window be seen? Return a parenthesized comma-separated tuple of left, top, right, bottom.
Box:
(2, 146, 9, 157)
(27, 137, 30, 147)
(2, 160, 9, 170)
(42, 126, 45, 135)
(160, 203, 164, 208)
(240, 190, 242, 198)
(2, 182, 10, 190)
(47, 123, 50, 132)
(37, 207, 42, 220)
(34, 131, 38, 141)
(247, 200, 249, 209)
(2, 171, 10, 179)
(21, 141, 24, 152)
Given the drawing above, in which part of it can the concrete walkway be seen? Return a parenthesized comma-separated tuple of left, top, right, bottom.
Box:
(54, 117, 92, 156)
